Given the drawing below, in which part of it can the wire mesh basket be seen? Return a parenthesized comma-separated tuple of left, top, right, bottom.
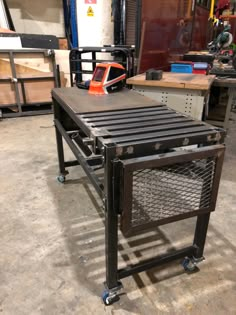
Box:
(120, 146, 225, 236)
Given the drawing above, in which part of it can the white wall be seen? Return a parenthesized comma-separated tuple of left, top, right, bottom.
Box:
(76, 0, 113, 46)
(7, 0, 65, 37)
(7, 0, 113, 43)
(76, 0, 114, 80)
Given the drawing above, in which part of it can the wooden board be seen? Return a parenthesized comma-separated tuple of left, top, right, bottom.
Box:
(0, 59, 47, 77)
(58, 38, 68, 50)
(0, 52, 53, 73)
(0, 79, 55, 105)
(0, 82, 17, 105)
(54, 50, 70, 87)
(127, 72, 216, 90)
(24, 80, 55, 103)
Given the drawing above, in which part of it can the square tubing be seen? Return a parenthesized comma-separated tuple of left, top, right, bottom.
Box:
(118, 246, 195, 279)
(193, 155, 214, 259)
(193, 212, 210, 259)
(54, 118, 104, 197)
(55, 127, 67, 176)
(104, 148, 120, 290)
(54, 100, 67, 176)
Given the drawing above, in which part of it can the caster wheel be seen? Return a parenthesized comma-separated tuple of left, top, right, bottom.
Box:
(57, 175, 66, 183)
(182, 257, 197, 272)
(102, 291, 110, 305)
(102, 290, 119, 306)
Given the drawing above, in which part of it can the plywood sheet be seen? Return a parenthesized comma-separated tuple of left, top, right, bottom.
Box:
(23, 80, 55, 103)
(0, 82, 22, 105)
(0, 79, 55, 106)
(127, 73, 216, 90)
(0, 59, 47, 77)
(0, 52, 53, 73)
(54, 49, 70, 87)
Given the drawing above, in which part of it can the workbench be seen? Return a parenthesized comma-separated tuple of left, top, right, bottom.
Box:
(127, 72, 216, 121)
(207, 77, 236, 129)
(52, 87, 225, 305)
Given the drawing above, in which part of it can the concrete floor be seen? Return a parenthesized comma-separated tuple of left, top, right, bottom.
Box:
(0, 113, 236, 315)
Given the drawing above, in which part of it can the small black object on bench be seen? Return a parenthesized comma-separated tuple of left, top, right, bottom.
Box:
(146, 69, 163, 80)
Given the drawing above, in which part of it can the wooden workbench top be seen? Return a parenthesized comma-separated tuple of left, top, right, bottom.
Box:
(127, 72, 216, 91)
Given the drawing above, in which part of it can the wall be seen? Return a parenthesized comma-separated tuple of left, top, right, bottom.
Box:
(7, 0, 113, 44)
(76, 0, 114, 80)
(191, 4, 210, 51)
(76, 0, 113, 46)
(139, 0, 194, 72)
(7, 0, 65, 37)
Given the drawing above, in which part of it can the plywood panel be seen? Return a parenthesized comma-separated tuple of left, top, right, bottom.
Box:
(0, 82, 23, 106)
(23, 80, 55, 103)
(0, 52, 53, 74)
(0, 82, 16, 105)
(0, 59, 12, 76)
(54, 49, 70, 87)
(0, 59, 47, 77)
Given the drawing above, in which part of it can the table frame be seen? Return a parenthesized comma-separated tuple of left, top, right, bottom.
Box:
(52, 88, 225, 305)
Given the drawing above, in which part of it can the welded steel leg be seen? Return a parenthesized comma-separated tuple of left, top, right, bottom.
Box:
(54, 100, 67, 177)
(55, 126, 67, 176)
(104, 202, 120, 288)
(104, 149, 121, 292)
(193, 155, 212, 260)
(193, 212, 210, 259)
(102, 149, 122, 305)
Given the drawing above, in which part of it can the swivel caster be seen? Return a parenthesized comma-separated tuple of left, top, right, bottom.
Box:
(102, 281, 123, 306)
(182, 257, 197, 272)
(102, 290, 119, 306)
(57, 175, 66, 183)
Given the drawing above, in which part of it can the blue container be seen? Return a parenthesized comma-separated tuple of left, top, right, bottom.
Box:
(171, 64, 193, 73)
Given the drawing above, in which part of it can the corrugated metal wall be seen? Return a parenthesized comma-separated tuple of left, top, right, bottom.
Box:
(125, 0, 136, 45)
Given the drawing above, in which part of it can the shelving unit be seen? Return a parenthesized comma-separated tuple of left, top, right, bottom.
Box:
(0, 49, 59, 118)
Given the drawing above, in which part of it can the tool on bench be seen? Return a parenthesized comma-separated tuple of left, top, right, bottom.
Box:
(208, 25, 233, 53)
(145, 69, 163, 80)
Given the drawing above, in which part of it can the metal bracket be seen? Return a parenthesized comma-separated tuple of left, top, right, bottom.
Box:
(192, 256, 205, 264)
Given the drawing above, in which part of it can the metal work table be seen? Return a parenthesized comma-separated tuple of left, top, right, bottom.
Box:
(52, 87, 225, 305)
(207, 77, 236, 129)
(127, 72, 216, 121)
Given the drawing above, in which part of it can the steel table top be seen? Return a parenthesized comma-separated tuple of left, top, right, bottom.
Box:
(52, 87, 159, 113)
(52, 88, 225, 156)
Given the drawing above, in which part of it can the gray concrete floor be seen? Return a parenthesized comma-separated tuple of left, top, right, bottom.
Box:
(0, 113, 236, 315)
